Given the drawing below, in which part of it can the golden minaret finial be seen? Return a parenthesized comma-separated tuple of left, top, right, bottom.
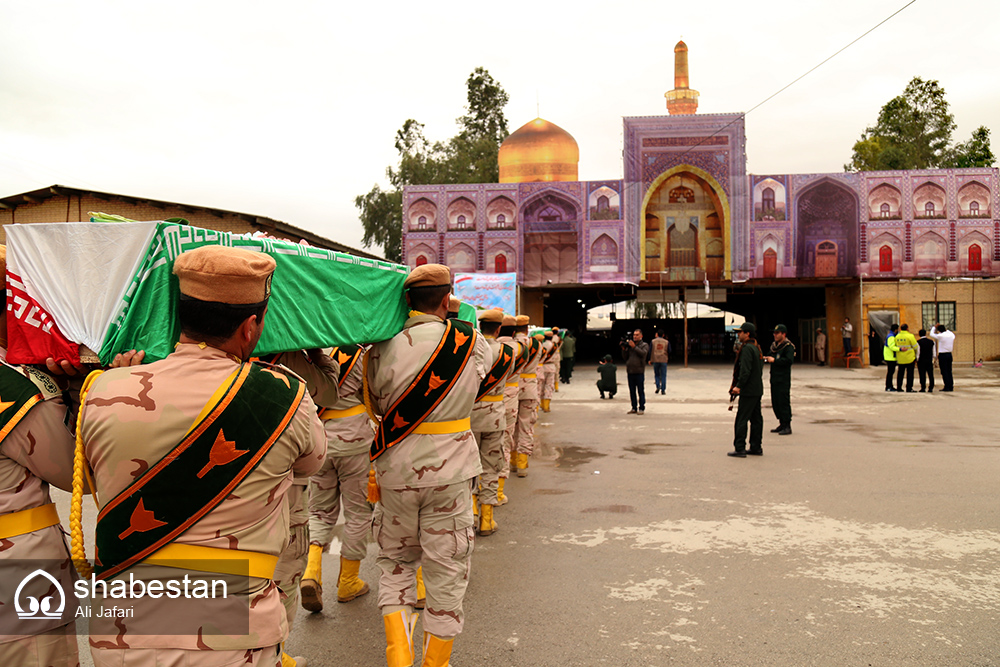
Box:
(665, 39, 699, 115)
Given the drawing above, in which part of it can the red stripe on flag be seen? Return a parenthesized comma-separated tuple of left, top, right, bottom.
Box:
(6, 272, 80, 365)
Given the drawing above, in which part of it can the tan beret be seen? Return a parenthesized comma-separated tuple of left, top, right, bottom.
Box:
(404, 264, 451, 290)
(478, 308, 504, 323)
(544, 331, 553, 338)
(173, 246, 275, 304)
(448, 296, 461, 312)
(515, 315, 530, 326)
(533, 333, 544, 341)
(501, 314, 516, 327)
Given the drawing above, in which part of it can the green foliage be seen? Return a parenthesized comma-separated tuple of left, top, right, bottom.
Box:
(355, 68, 510, 262)
(845, 77, 994, 172)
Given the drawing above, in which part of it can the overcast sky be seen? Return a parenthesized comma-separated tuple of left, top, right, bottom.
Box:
(1, 0, 997, 256)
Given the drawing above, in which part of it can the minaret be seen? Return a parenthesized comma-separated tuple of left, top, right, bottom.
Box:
(665, 40, 699, 115)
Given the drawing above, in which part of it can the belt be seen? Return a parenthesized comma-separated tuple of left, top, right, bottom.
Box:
(478, 395, 504, 402)
(505, 382, 519, 388)
(145, 543, 279, 579)
(412, 418, 471, 435)
(519, 373, 536, 379)
(320, 404, 367, 420)
(0, 503, 60, 540)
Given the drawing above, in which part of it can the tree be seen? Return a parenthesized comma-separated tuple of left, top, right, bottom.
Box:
(845, 76, 994, 172)
(355, 68, 510, 262)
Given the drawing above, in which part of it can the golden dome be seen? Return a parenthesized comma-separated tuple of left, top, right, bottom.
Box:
(498, 117, 579, 183)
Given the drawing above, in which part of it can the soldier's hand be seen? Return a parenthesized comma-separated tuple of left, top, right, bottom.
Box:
(45, 357, 85, 377)
(731, 387, 740, 395)
(111, 349, 146, 368)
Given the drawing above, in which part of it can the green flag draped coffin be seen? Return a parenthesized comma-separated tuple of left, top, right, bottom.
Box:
(4, 221, 410, 365)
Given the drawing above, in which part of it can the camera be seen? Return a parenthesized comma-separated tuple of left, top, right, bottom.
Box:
(620, 334, 632, 348)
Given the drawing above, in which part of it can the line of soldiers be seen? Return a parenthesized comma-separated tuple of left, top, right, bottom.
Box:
(0, 249, 560, 667)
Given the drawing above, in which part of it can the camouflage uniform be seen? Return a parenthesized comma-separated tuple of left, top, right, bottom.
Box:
(309, 355, 373, 559)
(366, 313, 489, 639)
(0, 348, 79, 667)
(80, 344, 326, 664)
(514, 333, 542, 458)
(268, 351, 340, 630)
(471, 335, 507, 506)
(494, 335, 522, 480)
(539, 338, 557, 402)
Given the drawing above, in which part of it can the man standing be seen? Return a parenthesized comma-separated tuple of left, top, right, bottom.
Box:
(916, 329, 936, 393)
(80, 245, 326, 666)
(300, 344, 375, 614)
(883, 324, 900, 392)
(765, 324, 795, 435)
(929, 323, 956, 391)
(729, 322, 764, 458)
(841, 317, 854, 356)
(471, 309, 513, 537)
(559, 329, 576, 384)
(815, 328, 827, 366)
(894, 324, 918, 392)
(622, 329, 649, 415)
(366, 264, 489, 667)
(649, 330, 669, 394)
(512, 316, 542, 477)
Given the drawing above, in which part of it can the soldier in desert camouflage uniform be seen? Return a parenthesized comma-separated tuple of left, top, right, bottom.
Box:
(0, 245, 80, 667)
(495, 314, 523, 505)
(299, 344, 375, 613)
(538, 330, 558, 413)
(512, 315, 542, 477)
(79, 245, 326, 667)
(471, 309, 513, 536)
(366, 264, 489, 667)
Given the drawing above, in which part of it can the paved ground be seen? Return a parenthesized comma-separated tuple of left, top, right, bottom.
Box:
(66, 361, 1000, 666)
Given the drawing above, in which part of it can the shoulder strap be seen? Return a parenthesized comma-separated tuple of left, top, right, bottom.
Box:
(477, 343, 515, 401)
(330, 345, 363, 388)
(371, 320, 476, 461)
(93, 363, 305, 580)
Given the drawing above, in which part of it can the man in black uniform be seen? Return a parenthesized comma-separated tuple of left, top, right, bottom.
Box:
(765, 324, 795, 435)
(729, 322, 764, 458)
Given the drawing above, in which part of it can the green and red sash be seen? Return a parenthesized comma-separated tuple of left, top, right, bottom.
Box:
(476, 343, 515, 401)
(0, 364, 44, 447)
(93, 363, 305, 580)
(370, 320, 476, 461)
(527, 338, 542, 366)
(511, 340, 532, 375)
(330, 345, 362, 388)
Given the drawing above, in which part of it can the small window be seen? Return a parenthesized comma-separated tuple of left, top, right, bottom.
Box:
(417, 215, 427, 230)
(496, 213, 506, 228)
(970, 201, 980, 215)
(880, 203, 891, 218)
(879, 245, 893, 272)
(922, 301, 956, 332)
(597, 195, 610, 212)
(457, 214, 467, 228)
(925, 202, 936, 216)
(969, 244, 982, 271)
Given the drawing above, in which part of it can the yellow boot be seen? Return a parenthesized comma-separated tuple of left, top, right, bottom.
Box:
(415, 567, 426, 609)
(384, 608, 418, 667)
(497, 477, 508, 505)
(472, 493, 479, 518)
(516, 452, 528, 477)
(281, 653, 307, 667)
(555, 379, 559, 392)
(420, 633, 454, 667)
(337, 556, 369, 603)
(300, 544, 323, 612)
(541, 398, 551, 412)
(478, 504, 497, 536)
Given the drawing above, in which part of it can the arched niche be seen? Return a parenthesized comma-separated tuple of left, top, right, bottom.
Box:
(408, 198, 437, 231)
(870, 233, 902, 274)
(486, 196, 516, 230)
(522, 191, 579, 223)
(913, 182, 947, 219)
(446, 242, 476, 273)
(753, 178, 786, 221)
(486, 242, 515, 274)
(590, 233, 618, 270)
(868, 183, 901, 220)
(795, 178, 859, 278)
(446, 197, 477, 230)
(589, 186, 620, 220)
(913, 231, 947, 275)
(958, 181, 991, 218)
(409, 242, 436, 267)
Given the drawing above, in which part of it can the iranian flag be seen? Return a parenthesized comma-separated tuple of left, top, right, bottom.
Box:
(5, 221, 409, 365)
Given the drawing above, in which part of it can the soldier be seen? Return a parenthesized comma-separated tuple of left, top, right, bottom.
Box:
(537, 330, 556, 412)
(495, 314, 525, 504)
(446, 296, 461, 320)
(365, 264, 489, 667)
(764, 324, 795, 435)
(265, 350, 341, 667)
(300, 344, 375, 613)
(471, 309, 514, 536)
(550, 327, 562, 393)
(512, 316, 543, 477)
(729, 322, 764, 458)
(0, 245, 81, 667)
(79, 245, 326, 666)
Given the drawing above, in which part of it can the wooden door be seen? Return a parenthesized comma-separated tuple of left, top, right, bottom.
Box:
(763, 248, 777, 278)
(815, 241, 837, 277)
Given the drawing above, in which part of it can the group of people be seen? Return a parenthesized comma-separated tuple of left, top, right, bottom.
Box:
(728, 322, 796, 457)
(0, 249, 564, 667)
(882, 323, 956, 392)
(595, 329, 672, 413)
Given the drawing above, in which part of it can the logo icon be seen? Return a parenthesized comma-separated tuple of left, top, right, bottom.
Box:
(14, 569, 65, 620)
